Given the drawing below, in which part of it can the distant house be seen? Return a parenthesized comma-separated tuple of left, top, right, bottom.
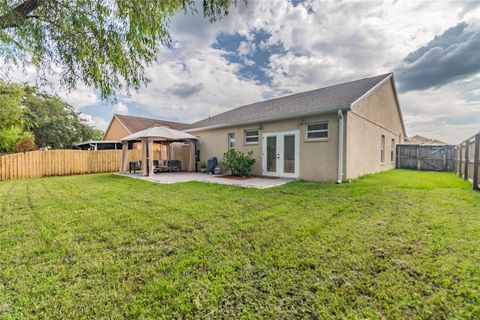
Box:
(103, 114, 187, 141)
(185, 73, 406, 182)
(75, 140, 122, 151)
(76, 115, 187, 151)
(404, 134, 447, 146)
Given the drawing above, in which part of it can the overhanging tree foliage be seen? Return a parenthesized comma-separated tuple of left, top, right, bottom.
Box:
(0, 0, 235, 98)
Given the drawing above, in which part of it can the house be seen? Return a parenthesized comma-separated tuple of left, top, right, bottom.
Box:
(103, 114, 187, 141)
(74, 140, 122, 151)
(75, 114, 187, 151)
(184, 73, 406, 182)
(404, 134, 447, 146)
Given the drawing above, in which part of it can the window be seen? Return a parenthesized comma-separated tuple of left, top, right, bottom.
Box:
(228, 133, 235, 150)
(306, 122, 328, 140)
(391, 138, 395, 162)
(381, 135, 385, 163)
(244, 130, 259, 144)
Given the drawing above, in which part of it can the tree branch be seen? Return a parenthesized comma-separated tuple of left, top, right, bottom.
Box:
(0, 0, 47, 29)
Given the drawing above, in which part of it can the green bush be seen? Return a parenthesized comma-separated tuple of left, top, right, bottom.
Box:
(221, 149, 256, 177)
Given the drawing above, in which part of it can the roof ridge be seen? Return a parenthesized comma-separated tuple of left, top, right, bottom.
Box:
(280, 73, 392, 99)
(188, 73, 392, 127)
(114, 113, 187, 124)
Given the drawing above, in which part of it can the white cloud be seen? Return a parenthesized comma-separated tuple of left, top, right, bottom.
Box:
(401, 85, 480, 144)
(80, 113, 108, 131)
(120, 0, 479, 143)
(112, 102, 128, 114)
(237, 41, 256, 57)
(126, 46, 269, 122)
(3, 0, 479, 142)
(60, 86, 98, 109)
(92, 116, 108, 131)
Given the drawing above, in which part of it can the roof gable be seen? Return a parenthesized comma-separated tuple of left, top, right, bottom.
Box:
(349, 75, 407, 137)
(114, 114, 187, 132)
(185, 73, 393, 131)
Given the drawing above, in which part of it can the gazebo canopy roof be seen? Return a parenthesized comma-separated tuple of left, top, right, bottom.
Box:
(121, 126, 197, 142)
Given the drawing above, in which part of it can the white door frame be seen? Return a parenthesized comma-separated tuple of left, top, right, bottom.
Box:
(262, 130, 300, 178)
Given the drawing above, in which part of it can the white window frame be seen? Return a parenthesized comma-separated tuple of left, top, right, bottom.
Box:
(244, 129, 259, 145)
(381, 135, 385, 164)
(228, 132, 235, 150)
(306, 121, 329, 141)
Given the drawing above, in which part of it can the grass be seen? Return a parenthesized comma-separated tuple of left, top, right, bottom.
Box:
(0, 170, 479, 319)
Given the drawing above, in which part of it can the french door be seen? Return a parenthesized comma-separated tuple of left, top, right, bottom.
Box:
(262, 130, 300, 178)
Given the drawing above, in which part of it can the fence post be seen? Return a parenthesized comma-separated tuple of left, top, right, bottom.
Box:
(443, 145, 447, 171)
(396, 145, 399, 168)
(464, 140, 469, 181)
(458, 144, 463, 177)
(416, 145, 421, 170)
(473, 134, 479, 191)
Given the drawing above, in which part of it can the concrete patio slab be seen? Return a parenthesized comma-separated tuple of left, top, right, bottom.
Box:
(117, 172, 293, 189)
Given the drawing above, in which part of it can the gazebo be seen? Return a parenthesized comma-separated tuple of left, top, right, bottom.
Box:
(119, 126, 198, 176)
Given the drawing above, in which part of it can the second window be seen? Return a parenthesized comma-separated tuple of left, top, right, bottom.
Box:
(306, 122, 328, 140)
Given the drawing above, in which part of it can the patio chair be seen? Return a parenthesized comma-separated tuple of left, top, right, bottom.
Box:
(153, 160, 169, 173)
(129, 161, 142, 173)
(152, 160, 181, 173)
(166, 160, 181, 172)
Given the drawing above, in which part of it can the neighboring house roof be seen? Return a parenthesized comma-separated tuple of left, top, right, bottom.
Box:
(185, 73, 404, 133)
(114, 114, 187, 132)
(404, 134, 448, 145)
(103, 114, 188, 139)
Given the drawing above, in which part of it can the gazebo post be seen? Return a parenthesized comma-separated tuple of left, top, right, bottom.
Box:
(187, 139, 195, 172)
(141, 138, 148, 176)
(120, 141, 129, 173)
(148, 138, 154, 176)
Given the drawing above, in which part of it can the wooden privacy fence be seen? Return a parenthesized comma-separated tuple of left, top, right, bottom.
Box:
(396, 144, 455, 171)
(0, 149, 160, 181)
(454, 133, 480, 191)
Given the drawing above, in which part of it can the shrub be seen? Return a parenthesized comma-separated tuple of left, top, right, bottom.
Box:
(221, 149, 256, 177)
(15, 133, 38, 153)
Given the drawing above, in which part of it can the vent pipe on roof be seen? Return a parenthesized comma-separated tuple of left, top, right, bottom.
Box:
(337, 109, 344, 184)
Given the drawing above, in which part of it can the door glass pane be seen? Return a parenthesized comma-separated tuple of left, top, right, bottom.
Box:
(283, 134, 295, 173)
(267, 136, 277, 172)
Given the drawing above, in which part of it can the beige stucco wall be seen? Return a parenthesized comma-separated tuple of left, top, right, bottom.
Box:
(190, 113, 340, 182)
(103, 117, 130, 141)
(345, 78, 405, 180)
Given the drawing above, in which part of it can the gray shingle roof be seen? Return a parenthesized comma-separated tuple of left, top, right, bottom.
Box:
(185, 73, 392, 131)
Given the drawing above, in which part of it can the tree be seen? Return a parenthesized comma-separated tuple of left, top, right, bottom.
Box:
(0, 81, 24, 153)
(0, 80, 103, 152)
(0, 0, 236, 98)
(22, 85, 104, 148)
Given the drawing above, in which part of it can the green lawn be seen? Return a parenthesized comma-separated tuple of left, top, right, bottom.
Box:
(0, 170, 479, 319)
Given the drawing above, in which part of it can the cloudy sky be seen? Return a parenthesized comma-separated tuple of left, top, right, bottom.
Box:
(18, 0, 480, 144)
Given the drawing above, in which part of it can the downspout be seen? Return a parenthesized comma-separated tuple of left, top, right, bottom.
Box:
(337, 109, 344, 184)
